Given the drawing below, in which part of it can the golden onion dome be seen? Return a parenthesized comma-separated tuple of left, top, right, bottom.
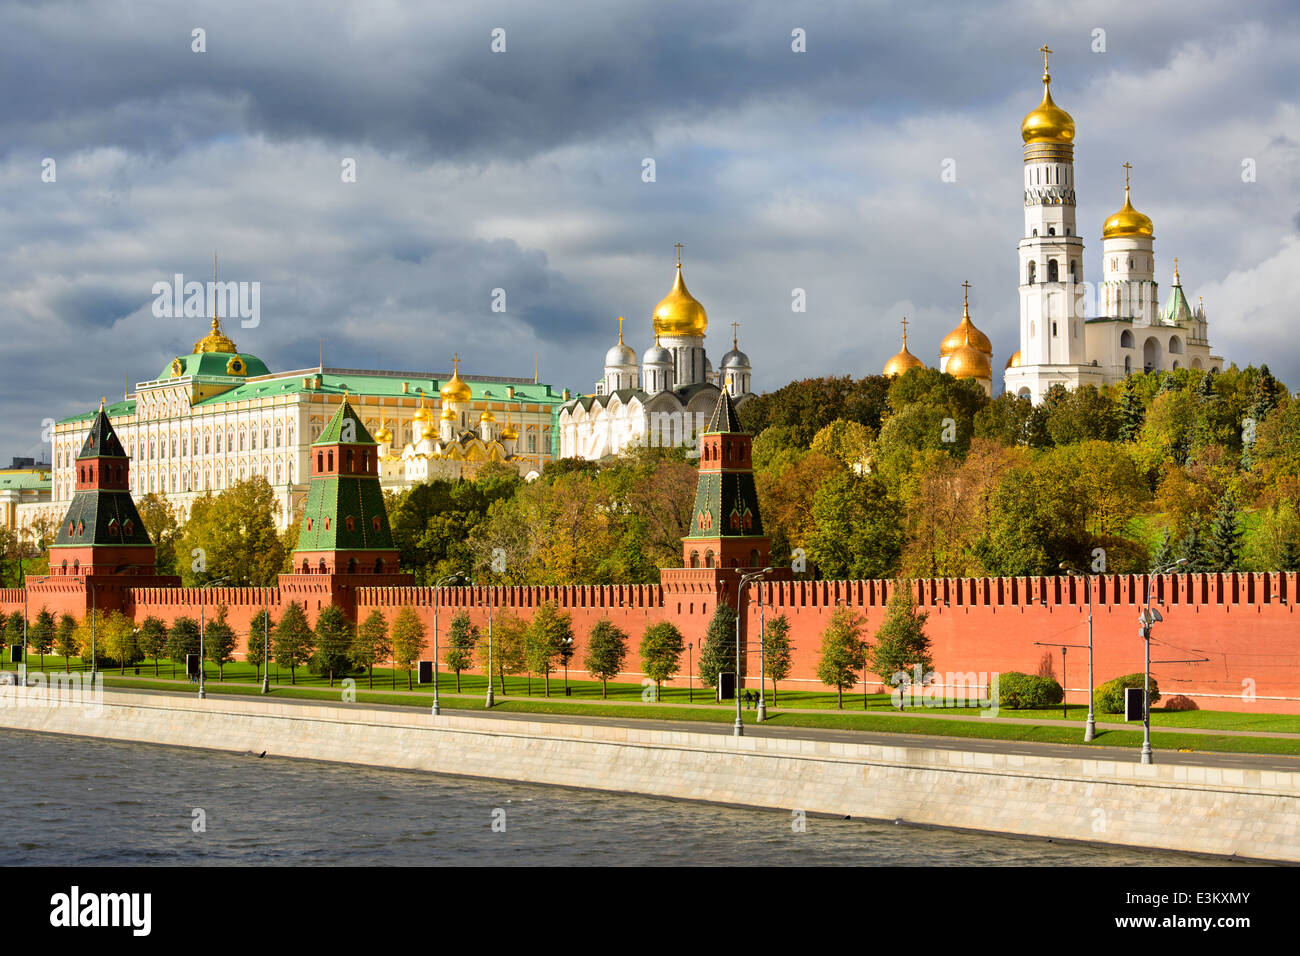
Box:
(947, 342, 993, 380)
(1005, 350, 1022, 370)
(412, 395, 433, 422)
(373, 415, 394, 444)
(1021, 69, 1075, 145)
(883, 321, 925, 377)
(479, 406, 497, 423)
(940, 288, 993, 358)
(420, 422, 437, 440)
(652, 261, 708, 338)
(440, 406, 456, 422)
(500, 421, 519, 441)
(440, 363, 472, 403)
(1102, 170, 1154, 239)
(192, 316, 238, 354)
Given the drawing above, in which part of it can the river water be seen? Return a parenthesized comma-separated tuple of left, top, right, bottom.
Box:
(0, 729, 1243, 866)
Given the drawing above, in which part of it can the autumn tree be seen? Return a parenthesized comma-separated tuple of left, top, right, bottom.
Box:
(525, 601, 574, 697)
(165, 616, 201, 678)
(808, 471, 903, 580)
(178, 477, 286, 586)
(55, 614, 79, 668)
(390, 606, 427, 691)
(136, 492, 182, 577)
(480, 611, 527, 696)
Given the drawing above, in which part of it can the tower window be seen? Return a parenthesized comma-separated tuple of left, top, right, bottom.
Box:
(1048, 260, 1059, 282)
(1048, 227, 1056, 236)
(1052, 321, 1058, 336)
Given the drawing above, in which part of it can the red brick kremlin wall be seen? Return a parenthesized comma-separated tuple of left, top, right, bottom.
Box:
(2, 571, 1296, 714)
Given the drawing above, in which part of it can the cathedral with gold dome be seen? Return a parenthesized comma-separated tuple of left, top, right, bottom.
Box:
(884, 46, 1224, 400)
(558, 246, 754, 460)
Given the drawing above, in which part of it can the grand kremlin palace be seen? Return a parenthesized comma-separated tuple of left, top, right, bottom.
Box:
(15, 318, 565, 535)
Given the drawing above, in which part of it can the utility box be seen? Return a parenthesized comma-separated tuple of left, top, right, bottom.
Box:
(186, 654, 201, 678)
(8, 646, 22, 664)
(718, 672, 736, 701)
(1124, 686, 1146, 721)
(417, 660, 433, 685)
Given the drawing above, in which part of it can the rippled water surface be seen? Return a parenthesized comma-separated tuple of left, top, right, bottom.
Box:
(0, 729, 1243, 866)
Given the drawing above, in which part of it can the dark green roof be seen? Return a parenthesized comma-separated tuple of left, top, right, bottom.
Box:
(51, 490, 152, 548)
(77, 409, 127, 460)
(685, 471, 764, 538)
(315, 400, 376, 446)
(294, 475, 394, 553)
(704, 390, 741, 434)
(158, 351, 271, 381)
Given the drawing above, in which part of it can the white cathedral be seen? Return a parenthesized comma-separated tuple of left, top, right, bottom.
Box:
(883, 47, 1225, 400)
(558, 247, 754, 459)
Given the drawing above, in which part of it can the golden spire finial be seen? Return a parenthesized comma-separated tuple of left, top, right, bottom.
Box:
(731, 320, 740, 350)
(1122, 161, 1132, 196)
(617, 316, 625, 344)
(100, 396, 106, 411)
(674, 241, 683, 268)
(1173, 257, 1180, 283)
(1040, 44, 1052, 82)
(901, 316, 910, 347)
(452, 352, 461, 375)
(962, 279, 972, 317)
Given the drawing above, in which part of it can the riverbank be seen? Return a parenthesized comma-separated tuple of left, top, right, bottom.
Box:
(1, 685, 1296, 862)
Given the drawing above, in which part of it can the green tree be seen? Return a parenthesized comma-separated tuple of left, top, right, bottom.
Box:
(136, 492, 182, 577)
(103, 611, 140, 674)
(761, 614, 793, 705)
(1044, 386, 1119, 445)
(869, 582, 933, 709)
(1205, 493, 1243, 572)
(56, 614, 79, 667)
(165, 616, 201, 679)
(480, 611, 527, 696)
(30, 608, 55, 669)
(1175, 522, 1212, 573)
(639, 621, 685, 700)
(808, 471, 903, 579)
(696, 604, 737, 690)
(351, 610, 389, 689)
(1150, 528, 1174, 572)
(273, 602, 315, 685)
(815, 606, 868, 708)
(311, 605, 352, 686)
(246, 608, 275, 683)
(204, 606, 237, 680)
(178, 477, 287, 586)
(583, 619, 629, 698)
(138, 616, 169, 676)
(525, 601, 573, 697)
(444, 611, 479, 692)
(5, 611, 24, 659)
(1117, 379, 1145, 442)
(390, 606, 427, 690)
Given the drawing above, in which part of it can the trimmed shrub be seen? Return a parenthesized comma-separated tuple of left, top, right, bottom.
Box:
(994, 671, 1064, 709)
(1164, 694, 1198, 712)
(1095, 673, 1161, 714)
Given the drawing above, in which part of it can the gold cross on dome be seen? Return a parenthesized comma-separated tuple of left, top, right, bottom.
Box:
(618, 315, 625, 343)
(962, 279, 971, 305)
(900, 316, 909, 344)
(1122, 161, 1132, 192)
(674, 242, 683, 267)
(452, 352, 461, 374)
(731, 321, 740, 348)
(1040, 45, 1052, 72)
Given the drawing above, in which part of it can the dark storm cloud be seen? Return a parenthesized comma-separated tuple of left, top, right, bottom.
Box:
(1, 0, 1298, 463)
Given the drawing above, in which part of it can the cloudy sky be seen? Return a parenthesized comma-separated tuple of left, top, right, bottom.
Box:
(2, 0, 1298, 463)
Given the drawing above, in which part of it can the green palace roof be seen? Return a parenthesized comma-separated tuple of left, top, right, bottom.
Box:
(0, 471, 51, 492)
(158, 351, 272, 381)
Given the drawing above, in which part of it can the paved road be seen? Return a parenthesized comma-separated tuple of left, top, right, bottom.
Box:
(103, 684, 1300, 774)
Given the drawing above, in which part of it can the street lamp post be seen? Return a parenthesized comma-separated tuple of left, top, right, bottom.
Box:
(687, 643, 693, 703)
(1060, 646, 1068, 720)
(1059, 563, 1097, 742)
(755, 569, 772, 722)
(734, 568, 773, 737)
(1140, 559, 1187, 765)
(432, 573, 463, 716)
